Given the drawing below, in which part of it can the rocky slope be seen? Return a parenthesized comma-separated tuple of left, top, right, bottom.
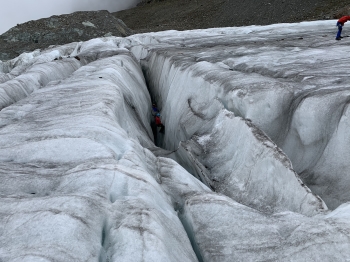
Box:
(0, 10, 132, 61)
(115, 0, 350, 33)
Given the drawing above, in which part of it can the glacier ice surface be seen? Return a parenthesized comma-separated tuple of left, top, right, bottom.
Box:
(1, 20, 350, 261)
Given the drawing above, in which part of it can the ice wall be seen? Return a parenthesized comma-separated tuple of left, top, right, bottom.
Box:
(133, 20, 350, 210)
(141, 43, 325, 215)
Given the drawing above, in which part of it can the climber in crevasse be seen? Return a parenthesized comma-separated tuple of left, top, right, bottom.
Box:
(152, 103, 159, 116)
(155, 113, 165, 133)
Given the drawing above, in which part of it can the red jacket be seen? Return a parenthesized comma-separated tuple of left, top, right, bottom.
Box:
(338, 16, 350, 25)
(155, 116, 162, 126)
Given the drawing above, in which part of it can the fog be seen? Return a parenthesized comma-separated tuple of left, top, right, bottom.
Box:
(0, 0, 140, 34)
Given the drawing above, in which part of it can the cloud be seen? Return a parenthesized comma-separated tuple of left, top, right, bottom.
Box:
(0, 0, 140, 34)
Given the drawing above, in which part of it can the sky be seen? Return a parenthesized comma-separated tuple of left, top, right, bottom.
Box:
(0, 0, 140, 34)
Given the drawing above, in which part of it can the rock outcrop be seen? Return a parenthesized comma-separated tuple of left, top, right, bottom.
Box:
(0, 10, 132, 61)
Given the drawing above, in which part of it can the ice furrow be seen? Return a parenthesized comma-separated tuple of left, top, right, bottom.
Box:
(0, 38, 131, 112)
(0, 58, 82, 111)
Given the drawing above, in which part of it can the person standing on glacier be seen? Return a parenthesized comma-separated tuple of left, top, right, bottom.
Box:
(336, 16, 350, 40)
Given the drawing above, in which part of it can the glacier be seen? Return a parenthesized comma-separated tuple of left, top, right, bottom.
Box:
(1, 20, 350, 261)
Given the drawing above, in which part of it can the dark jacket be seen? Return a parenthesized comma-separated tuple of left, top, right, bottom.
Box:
(152, 106, 159, 116)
